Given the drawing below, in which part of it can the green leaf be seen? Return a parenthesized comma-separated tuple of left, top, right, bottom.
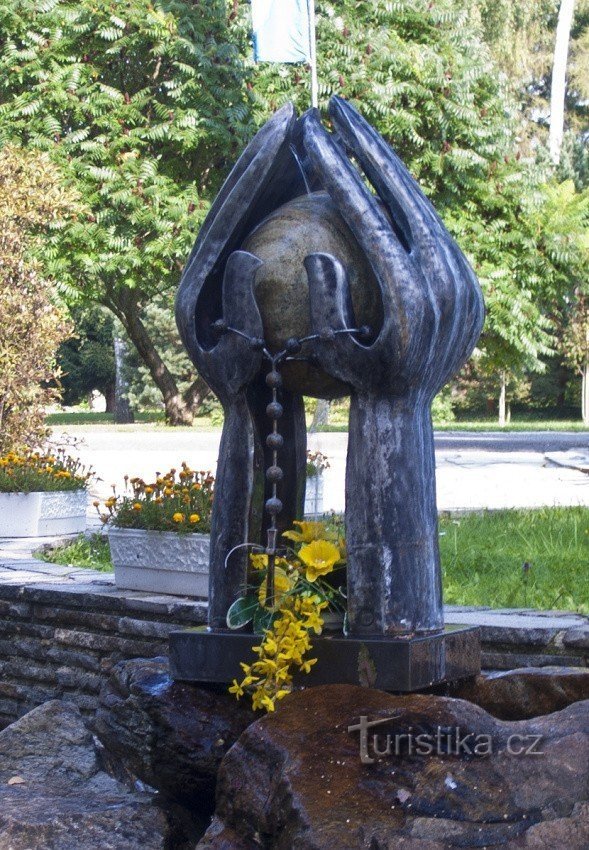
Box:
(226, 594, 259, 630)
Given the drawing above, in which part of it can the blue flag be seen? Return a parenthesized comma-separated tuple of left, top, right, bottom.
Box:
(252, 0, 311, 63)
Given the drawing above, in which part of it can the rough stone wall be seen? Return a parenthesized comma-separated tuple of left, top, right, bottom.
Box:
(0, 583, 206, 730)
(0, 583, 586, 731)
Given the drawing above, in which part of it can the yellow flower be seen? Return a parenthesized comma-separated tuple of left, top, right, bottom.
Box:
(282, 520, 329, 544)
(132, 503, 142, 511)
(258, 567, 293, 607)
(298, 540, 340, 581)
(228, 679, 244, 698)
(250, 553, 268, 571)
(172, 512, 184, 523)
(189, 513, 201, 524)
(144, 486, 154, 495)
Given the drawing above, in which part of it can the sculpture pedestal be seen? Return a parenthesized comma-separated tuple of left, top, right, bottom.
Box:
(169, 625, 480, 692)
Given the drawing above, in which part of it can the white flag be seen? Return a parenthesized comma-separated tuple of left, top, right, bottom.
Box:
(252, 0, 311, 63)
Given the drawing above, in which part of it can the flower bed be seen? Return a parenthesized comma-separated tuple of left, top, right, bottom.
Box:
(98, 464, 214, 597)
(0, 451, 89, 537)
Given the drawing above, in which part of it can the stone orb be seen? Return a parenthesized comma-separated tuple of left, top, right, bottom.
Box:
(243, 191, 382, 398)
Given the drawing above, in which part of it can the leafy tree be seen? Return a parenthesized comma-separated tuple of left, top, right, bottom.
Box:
(0, 146, 75, 452)
(58, 306, 116, 409)
(0, 0, 252, 423)
(240, 0, 578, 418)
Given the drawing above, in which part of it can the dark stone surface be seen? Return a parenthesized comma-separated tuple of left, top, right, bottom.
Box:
(94, 657, 254, 811)
(450, 666, 589, 720)
(197, 684, 589, 849)
(170, 625, 480, 691)
(0, 699, 168, 849)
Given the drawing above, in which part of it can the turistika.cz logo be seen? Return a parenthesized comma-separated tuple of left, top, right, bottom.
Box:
(348, 716, 544, 764)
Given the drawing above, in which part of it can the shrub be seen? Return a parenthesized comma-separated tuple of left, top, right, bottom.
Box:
(0, 146, 77, 452)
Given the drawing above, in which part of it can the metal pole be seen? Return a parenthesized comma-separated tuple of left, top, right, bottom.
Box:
(308, 0, 318, 108)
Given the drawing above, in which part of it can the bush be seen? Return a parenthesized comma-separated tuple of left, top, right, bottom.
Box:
(0, 146, 77, 452)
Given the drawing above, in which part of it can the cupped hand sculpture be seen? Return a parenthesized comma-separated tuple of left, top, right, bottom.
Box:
(176, 97, 484, 636)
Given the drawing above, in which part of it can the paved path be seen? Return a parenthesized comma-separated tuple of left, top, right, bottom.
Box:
(58, 427, 589, 513)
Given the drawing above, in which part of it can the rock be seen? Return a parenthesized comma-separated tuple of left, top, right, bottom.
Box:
(243, 191, 383, 398)
(198, 684, 589, 849)
(451, 666, 589, 720)
(0, 700, 167, 849)
(94, 657, 254, 810)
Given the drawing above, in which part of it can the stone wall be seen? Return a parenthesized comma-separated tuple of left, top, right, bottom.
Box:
(0, 564, 586, 731)
(0, 579, 206, 730)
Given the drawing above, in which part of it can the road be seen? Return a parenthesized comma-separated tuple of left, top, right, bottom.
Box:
(58, 427, 589, 514)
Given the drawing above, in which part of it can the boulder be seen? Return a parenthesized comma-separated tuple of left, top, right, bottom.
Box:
(94, 656, 255, 810)
(198, 684, 589, 849)
(451, 666, 589, 720)
(0, 700, 168, 850)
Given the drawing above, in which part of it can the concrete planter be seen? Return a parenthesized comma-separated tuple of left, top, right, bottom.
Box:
(0, 490, 87, 537)
(108, 527, 210, 597)
(304, 473, 324, 518)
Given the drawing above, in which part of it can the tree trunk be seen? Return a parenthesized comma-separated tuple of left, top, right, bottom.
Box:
(310, 399, 330, 432)
(582, 361, 589, 426)
(103, 381, 116, 414)
(549, 0, 576, 164)
(182, 377, 211, 415)
(498, 371, 507, 427)
(116, 295, 194, 426)
(113, 335, 134, 424)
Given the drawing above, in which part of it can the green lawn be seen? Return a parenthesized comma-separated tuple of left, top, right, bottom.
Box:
(46, 408, 587, 433)
(39, 507, 588, 614)
(439, 507, 588, 614)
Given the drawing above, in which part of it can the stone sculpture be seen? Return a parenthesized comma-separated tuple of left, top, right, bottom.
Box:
(176, 97, 484, 641)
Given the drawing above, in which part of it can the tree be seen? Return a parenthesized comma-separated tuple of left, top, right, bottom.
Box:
(0, 146, 75, 452)
(0, 0, 252, 423)
(58, 306, 116, 409)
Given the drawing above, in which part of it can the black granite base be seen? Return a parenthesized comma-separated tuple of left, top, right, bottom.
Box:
(169, 625, 480, 692)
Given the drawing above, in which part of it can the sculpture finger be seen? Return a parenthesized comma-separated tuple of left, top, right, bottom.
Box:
(198, 250, 264, 399)
(329, 96, 443, 247)
(305, 253, 401, 392)
(329, 97, 484, 393)
(302, 110, 431, 379)
(176, 103, 300, 361)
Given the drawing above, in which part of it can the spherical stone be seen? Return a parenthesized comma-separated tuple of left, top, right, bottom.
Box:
(266, 432, 284, 450)
(266, 465, 283, 483)
(242, 191, 383, 398)
(266, 401, 283, 420)
(265, 497, 283, 516)
(265, 370, 283, 388)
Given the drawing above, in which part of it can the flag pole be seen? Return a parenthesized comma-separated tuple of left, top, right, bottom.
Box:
(308, 0, 318, 108)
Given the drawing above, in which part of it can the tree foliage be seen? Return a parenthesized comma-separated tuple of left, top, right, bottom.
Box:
(0, 145, 75, 452)
(0, 0, 252, 422)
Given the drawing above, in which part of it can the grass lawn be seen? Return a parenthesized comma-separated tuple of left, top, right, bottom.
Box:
(46, 408, 588, 433)
(40, 507, 588, 614)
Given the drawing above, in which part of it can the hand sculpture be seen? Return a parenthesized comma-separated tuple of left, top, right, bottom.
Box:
(176, 97, 484, 637)
(302, 99, 484, 635)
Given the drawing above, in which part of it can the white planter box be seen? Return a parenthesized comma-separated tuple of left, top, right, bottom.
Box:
(304, 473, 324, 518)
(108, 527, 210, 597)
(0, 490, 87, 537)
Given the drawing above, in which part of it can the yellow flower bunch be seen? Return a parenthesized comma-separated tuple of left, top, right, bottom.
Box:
(0, 449, 90, 493)
(228, 517, 346, 712)
(96, 462, 214, 533)
(229, 595, 327, 712)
